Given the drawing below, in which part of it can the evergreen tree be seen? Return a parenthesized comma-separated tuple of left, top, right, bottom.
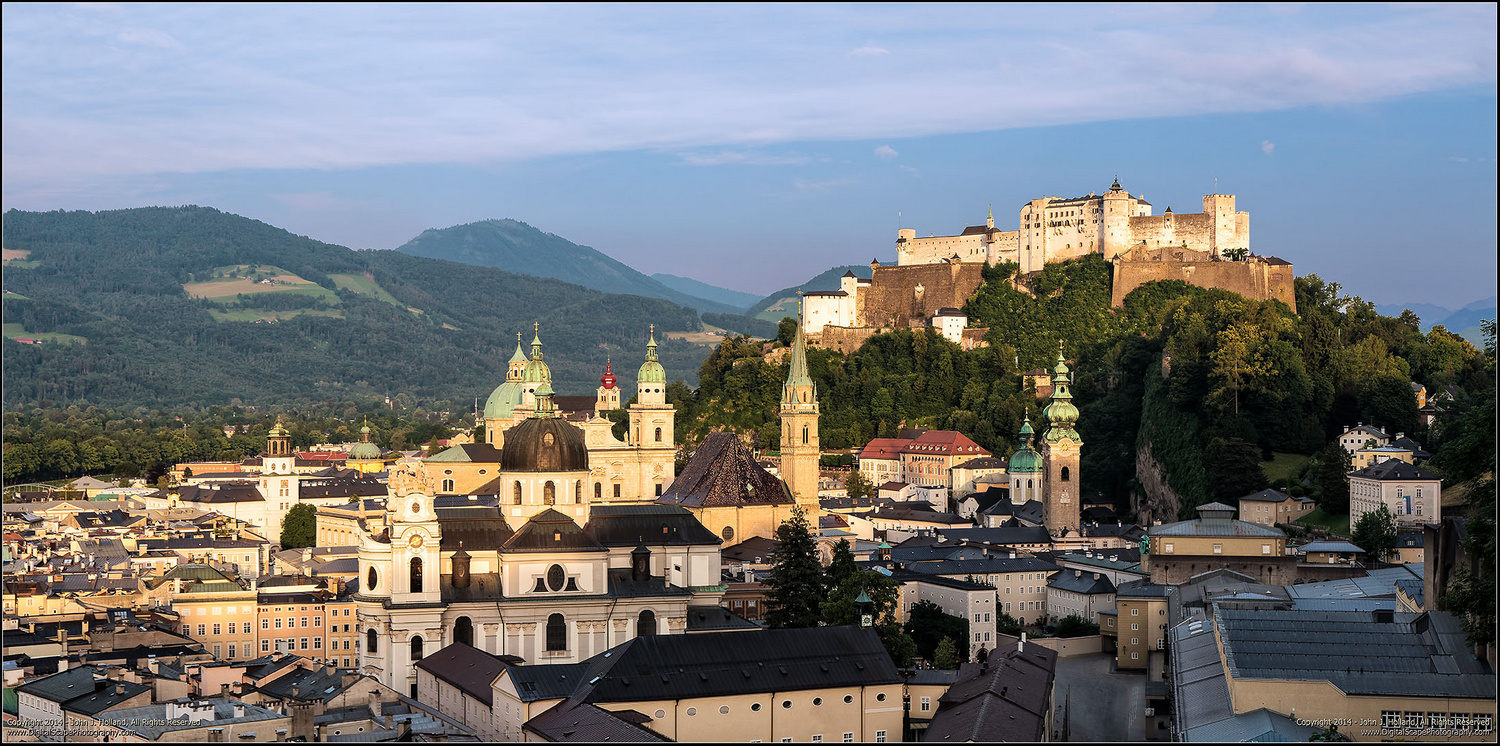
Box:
(764, 506, 824, 629)
(845, 469, 873, 501)
(1314, 441, 1352, 515)
(1055, 614, 1100, 638)
(933, 638, 959, 670)
(1351, 504, 1398, 564)
(1204, 437, 1267, 503)
(818, 539, 917, 666)
(1359, 374, 1420, 437)
(996, 610, 1023, 637)
(280, 503, 317, 549)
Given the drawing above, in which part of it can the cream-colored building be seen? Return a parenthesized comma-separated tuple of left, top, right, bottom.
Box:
(1349, 460, 1442, 531)
(1209, 607, 1495, 742)
(1338, 424, 1390, 457)
(895, 180, 1248, 274)
(165, 565, 260, 662)
(495, 626, 905, 743)
(1237, 488, 1316, 526)
(897, 575, 1000, 653)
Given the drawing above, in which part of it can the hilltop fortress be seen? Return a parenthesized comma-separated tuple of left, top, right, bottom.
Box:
(802, 179, 1293, 350)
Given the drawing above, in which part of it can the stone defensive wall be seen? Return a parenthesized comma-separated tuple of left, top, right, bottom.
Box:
(856, 261, 987, 329)
(1110, 251, 1295, 312)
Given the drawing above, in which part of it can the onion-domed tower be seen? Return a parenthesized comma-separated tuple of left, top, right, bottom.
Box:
(484, 335, 530, 446)
(1008, 415, 1044, 505)
(595, 358, 621, 415)
(1041, 341, 1081, 534)
(348, 418, 385, 475)
(627, 327, 675, 497)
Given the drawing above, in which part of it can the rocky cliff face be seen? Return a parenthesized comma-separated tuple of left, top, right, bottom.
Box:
(1132, 439, 1182, 527)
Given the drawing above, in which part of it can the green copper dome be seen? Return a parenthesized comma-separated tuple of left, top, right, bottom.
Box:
(484, 380, 525, 419)
(520, 328, 552, 385)
(349, 423, 382, 461)
(508, 338, 528, 364)
(638, 328, 666, 384)
(1043, 341, 1081, 443)
(1008, 416, 1043, 473)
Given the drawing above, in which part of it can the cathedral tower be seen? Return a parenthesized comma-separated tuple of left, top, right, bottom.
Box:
(629, 327, 675, 497)
(1041, 341, 1082, 534)
(779, 307, 821, 512)
(596, 358, 621, 415)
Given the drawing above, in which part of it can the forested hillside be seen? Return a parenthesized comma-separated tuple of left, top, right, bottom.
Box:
(394, 219, 742, 315)
(672, 255, 1492, 519)
(1, 207, 709, 411)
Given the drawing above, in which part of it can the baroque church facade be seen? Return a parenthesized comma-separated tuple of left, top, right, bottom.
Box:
(355, 329, 721, 696)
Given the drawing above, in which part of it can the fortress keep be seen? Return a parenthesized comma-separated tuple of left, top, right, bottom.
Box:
(800, 179, 1293, 348)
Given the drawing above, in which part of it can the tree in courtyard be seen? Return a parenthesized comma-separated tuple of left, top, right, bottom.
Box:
(1314, 441, 1352, 515)
(905, 600, 969, 663)
(820, 539, 917, 667)
(1351, 504, 1397, 565)
(764, 506, 824, 629)
(845, 469, 873, 501)
(280, 503, 317, 549)
(1054, 614, 1100, 638)
(996, 610, 1023, 637)
(933, 638, 960, 670)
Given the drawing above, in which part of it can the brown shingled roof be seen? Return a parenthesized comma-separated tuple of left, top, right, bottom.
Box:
(656, 433, 792, 508)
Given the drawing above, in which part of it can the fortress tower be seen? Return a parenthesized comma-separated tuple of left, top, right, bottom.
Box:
(1041, 342, 1082, 534)
(780, 307, 821, 512)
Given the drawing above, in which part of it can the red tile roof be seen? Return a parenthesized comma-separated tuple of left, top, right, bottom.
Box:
(858, 438, 912, 460)
(899, 430, 990, 457)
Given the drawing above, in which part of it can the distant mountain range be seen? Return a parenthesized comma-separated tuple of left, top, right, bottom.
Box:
(394, 220, 744, 316)
(1, 208, 714, 411)
(651, 273, 763, 311)
(1375, 296, 1495, 346)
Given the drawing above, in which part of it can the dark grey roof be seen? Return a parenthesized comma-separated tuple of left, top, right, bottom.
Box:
(573, 626, 901, 704)
(1149, 516, 1284, 539)
(1298, 540, 1364, 554)
(1215, 608, 1494, 698)
(299, 477, 387, 500)
(1396, 532, 1424, 548)
(925, 643, 1057, 742)
(868, 506, 970, 524)
(889, 569, 995, 591)
(17, 665, 150, 714)
(657, 433, 792, 508)
(1115, 580, 1175, 598)
(1350, 460, 1441, 482)
(584, 505, 721, 546)
(505, 664, 590, 702)
(685, 605, 760, 632)
(523, 698, 669, 742)
(935, 526, 1053, 545)
(903, 556, 1059, 577)
(1395, 578, 1424, 606)
(177, 483, 265, 504)
(1238, 489, 1294, 503)
(438, 507, 513, 551)
(500, 509, 607, 553)
(1047, 570, 1116, 595)
(953, 456, 1006, 470)
(416, 643, 509, 706)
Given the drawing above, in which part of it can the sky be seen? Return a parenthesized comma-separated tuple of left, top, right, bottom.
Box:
(3, 3, 1496, 309)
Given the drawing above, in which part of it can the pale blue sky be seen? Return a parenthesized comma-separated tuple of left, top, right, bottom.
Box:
(3, 3, 1495, 307)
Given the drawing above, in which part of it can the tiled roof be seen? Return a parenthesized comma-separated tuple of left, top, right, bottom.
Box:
(415, 643, 509, 706)
(524, 699, 669, 742)
(656, 433, 791, 508)
(858, 438, 910, 460)
(500, 509, 606, 554)
(585, 505, 720, 546)
(1350, 460, 1441, 482)
(925, 644, 1057, 742)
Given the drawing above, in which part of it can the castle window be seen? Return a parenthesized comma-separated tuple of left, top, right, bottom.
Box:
(546, 614, 566, 651)
(513, 482, 522, 505)
(655, 427, 662, 442)
(594, 483, 602, 500)
(1060, 467, 1070, 482)
(638, 610, 657, 637)
(410, 557, 423, 594)
(410, 635, 423, 661)
(366, 628, 378, 653)
(544, 481, 556, 505)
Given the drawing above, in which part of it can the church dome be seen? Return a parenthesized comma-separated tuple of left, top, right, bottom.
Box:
(600, 361, 617, 390)
(484, 380, 525, 419)
(638, 329, 666, 384)
(500, 418, 588, 472)
(1008, 445, 1043, 474)
(349, 425, 381, 461)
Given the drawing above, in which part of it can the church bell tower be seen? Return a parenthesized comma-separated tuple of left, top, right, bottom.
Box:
(780, 302, 820, 512)
(1041, 341, 1082, 534)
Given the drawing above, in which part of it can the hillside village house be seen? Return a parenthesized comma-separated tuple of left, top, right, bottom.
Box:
(1236, 489, 1315, 526)
(1338, 424, 1390, 457)
(1349, 460, 1443, 530)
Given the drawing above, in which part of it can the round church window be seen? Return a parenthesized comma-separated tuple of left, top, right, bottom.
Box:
(547, 564, 566, 592)
(543, 432, 555, 446)
(722, 526, 734, 541)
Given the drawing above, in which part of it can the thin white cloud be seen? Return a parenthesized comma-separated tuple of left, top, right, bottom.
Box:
(1445, 156, 1469, 162)
(2, 4, 1495, 202)
(793, 177, 859, 192)
(269, 191, 368, 211)
(677, 150, 811, 166)
(1261, 140, 1276, 155)
(848, 45, 889, 58)
(874, 144, 899, 159)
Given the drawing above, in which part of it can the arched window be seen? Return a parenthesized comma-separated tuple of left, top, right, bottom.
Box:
(367, 567, 378, 592)
(441, 479, 454, 493)
(546, 613, 566, 651)
(594, 483, 602, 500)
(1060, 467, 1070, 482)
(575, 482, 582, 504)
(454, 617, 473, 647)
(802, 425, 809, 445)
(638, 610, 657, 637)
(1027, 479, 1033, 489)
(654, 427, 662, 442)
(544, 481, 556, 505)
(409, 557, 423, 594)
(366, 628, 378, 653)
(513, 482, 522, 505)
(410, 636, 423, 661)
